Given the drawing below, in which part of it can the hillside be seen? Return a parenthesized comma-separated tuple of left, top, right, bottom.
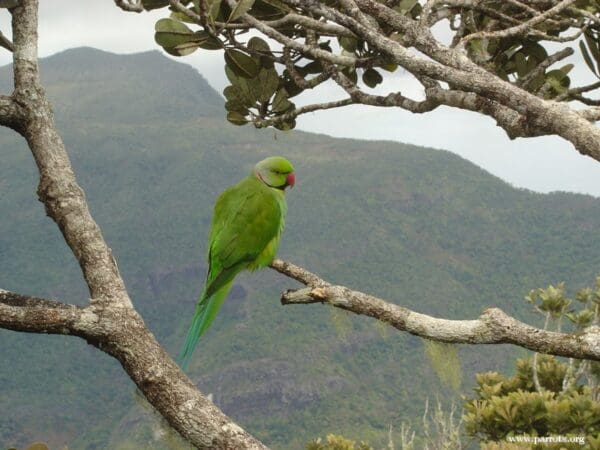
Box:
(1, 47, 599, 449)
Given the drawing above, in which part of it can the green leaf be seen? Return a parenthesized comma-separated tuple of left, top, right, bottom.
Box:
(248, 36, 270, 53)
(229, 0, 255, 22)
(274, 118, 296, 131)
(196, 31, 222, 50)
(164, 41, 201, 56)
(248, 36, 274, 68)
(272, 88, 292, 113)
(170, 11, 197, 24)
(227, 111, 249, 125)
(469, 39, 488, 60)
(380, 62, 398, 72)
(0, 0, 18, 8)
(580, 40, 598, 76)
(514, 52, 528, 78)
(546, 69, 569, 83)
(339, 36, 358, 53)
(223, 84, 254, 107)
(26, 444, 50, 450)
(362, 68, 383, 88)
(584, 31, 600, 62)
(283, 77, 304, 98)
(256, 0, 291, 12)
(224, 99, 249, 114)
(394, 0, 418, 14)
(225, 67, 258, 106)
(142, 0, 170, 10)
(224, 49, 260, 79)
(257, 68, 279, 102)
(522, 41, 548, 63)
(154, 18, 195, 49)
(208, 0, 223, 21)
(302, 60, 323, 74)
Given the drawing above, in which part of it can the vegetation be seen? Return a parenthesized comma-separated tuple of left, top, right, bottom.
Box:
(113, 0, 600, 165)
(464, 356, 600, 449)
(1, 48, 600, 449)
(465, 277, 600, 450)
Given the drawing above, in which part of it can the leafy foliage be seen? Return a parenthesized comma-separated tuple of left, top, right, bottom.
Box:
(464, 356, 600, 448)
(138, 0, 600, 128)
(464, 277, 600, 449)
(306, 434, 372, 450)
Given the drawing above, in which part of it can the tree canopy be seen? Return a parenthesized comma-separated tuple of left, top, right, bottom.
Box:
(115, 0, 600, 162)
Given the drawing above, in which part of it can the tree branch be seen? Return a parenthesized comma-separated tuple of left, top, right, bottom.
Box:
(253, 97, 356, 128)
(458, 0, 579, 48)
(0, 289, 87, 334)
(12, 0, 131, 306)
(0, 30, 14, 52)
(0, 95, 24, 130)
(579, 107, 600, 122)
(0, 286, 269, 448)
(2, 2, 269, 448)
(270, 259, 600, 361)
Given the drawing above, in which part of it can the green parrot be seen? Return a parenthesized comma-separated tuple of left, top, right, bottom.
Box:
(179, 156, 295, 368)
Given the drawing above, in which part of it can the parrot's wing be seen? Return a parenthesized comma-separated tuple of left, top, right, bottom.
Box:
(205, 179, 282, 296)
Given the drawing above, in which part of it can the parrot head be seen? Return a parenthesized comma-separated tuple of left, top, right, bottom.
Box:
(254, 156, 295, 190)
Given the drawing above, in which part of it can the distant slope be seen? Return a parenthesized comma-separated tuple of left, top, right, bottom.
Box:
(1, 48, 599, 450)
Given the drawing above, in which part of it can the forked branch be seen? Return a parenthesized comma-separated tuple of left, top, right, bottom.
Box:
(270, 259, 600, 361)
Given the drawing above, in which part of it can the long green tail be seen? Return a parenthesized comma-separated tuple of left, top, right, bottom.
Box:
(179, 280, 233, 370)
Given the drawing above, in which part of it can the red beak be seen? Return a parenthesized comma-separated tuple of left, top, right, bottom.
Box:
(286, 172, 296, 188)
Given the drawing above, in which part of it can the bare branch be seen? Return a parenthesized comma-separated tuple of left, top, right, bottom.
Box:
(458, 0, 578, 47)
(239, 9, 359, 67)
(0, 290, 86, 335)
(271, 260, 600, 361)
(0, 30, 14, 52)
(253, 97, 356, 128)
(424, 86, 548, 139)
(270, 258, 329, 288)
(326, 62, 439, 113)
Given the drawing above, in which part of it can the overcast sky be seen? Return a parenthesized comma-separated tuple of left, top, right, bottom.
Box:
(1, 1, 599, 197)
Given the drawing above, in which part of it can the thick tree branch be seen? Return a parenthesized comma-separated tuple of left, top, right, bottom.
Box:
(270, 259, 600, 361)
(341, 0, 600, 161)
(580, 107, 600, 122)
(12, 0, 130, 306)
(0, 95, 24, 130)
